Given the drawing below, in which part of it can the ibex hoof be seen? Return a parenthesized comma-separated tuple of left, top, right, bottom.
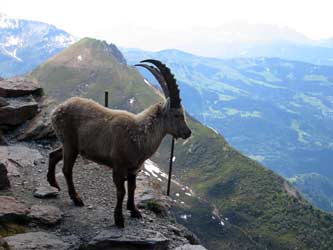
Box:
(115, 214, 125, 228)
(73, 197, 85, 207)
(130, 209, 142, 219)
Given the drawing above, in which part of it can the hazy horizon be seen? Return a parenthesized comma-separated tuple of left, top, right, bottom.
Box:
(2, 0, 333, 53)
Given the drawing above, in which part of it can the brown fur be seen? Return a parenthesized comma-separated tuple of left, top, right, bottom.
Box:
(47, 96, 191, 227)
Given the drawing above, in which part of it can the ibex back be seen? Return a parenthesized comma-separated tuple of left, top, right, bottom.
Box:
(47, 59, 191, 228)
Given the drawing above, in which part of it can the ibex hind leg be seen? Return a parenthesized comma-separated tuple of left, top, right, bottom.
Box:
(47, 146, 63, 190)
(62, 146, 84, 206)
(127, 173, 142, 219)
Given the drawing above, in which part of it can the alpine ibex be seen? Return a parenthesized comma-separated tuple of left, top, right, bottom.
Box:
(47, 59, 191, 228)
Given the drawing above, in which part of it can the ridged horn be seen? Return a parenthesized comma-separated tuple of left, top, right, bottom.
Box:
(140, 59, 181, 108)
(135, 63, 170, 98)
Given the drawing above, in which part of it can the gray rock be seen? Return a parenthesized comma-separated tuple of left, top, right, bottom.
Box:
(33, 186, 59, 198)
(0, 159, 20, 177)
(0, 196, 30, 223)
(0, 162, 10, 190)
(0, 145, 43, 168)
(174, 244, 208, 250)
(28, 205, 63, 225)
(0, 77, 42, 97)
(0, 236, 10, 250)
(0, 97, 8, 107)
(87, 228, 169, 250)
(18, 97, 56, 141)
(4, 232, 70, 250)
(0, 96, 38, 126)
(0, 130, 6, 145)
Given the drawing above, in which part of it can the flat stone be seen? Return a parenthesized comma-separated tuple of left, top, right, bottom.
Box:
(28, 205, 62, 225)
(0, 77, 42, 97)
(4, 232, 70, 250)
(0, 96, 38, 126)
(174, 244, 208, 250)
(0, 145, 43, 168)
(0, 162, 10, 190)
(0, 196, 30, 224)
(33, 186, 59, 198)
(87, 229, 169, 250)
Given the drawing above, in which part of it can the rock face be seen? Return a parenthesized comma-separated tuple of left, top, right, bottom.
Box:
(86, 228, 169, 250)
(0, 196, 30, 223)
(0, 96, 38, 126)
(28, 205, 62, 225)
(18, 97, 56, 140)
(0, 162, 10, 190)
(0, 77, 42, 97)
(4, 232, 70, 250)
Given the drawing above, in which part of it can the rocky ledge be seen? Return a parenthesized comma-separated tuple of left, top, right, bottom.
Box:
(0, 77, 207, 250)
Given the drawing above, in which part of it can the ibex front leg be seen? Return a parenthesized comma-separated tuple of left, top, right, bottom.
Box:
(127, 173, 142, 219)
(113, 172, 126, 228)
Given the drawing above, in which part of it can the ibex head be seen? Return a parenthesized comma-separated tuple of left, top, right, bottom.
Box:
(136, 59, 192, 139)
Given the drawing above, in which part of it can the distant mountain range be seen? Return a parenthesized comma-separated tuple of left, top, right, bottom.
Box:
(0, 13, 77, 78)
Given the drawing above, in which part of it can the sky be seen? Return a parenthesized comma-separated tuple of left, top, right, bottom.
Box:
(2, 0, 333, 51)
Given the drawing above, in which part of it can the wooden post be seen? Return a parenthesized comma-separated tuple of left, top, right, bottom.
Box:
(167, 137, 175, 196)
(105, 91, 109, 107)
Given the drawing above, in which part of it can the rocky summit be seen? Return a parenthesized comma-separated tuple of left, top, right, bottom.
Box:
(0, 78, 206, 250)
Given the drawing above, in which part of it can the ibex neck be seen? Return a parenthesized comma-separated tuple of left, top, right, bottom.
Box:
(136, 103, 166, 158)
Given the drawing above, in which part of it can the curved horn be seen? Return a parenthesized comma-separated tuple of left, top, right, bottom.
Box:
(141, 59, 181, 108)
(135, 63, 169, 98)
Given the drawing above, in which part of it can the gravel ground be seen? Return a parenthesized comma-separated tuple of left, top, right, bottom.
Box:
(2, 140, 193, 249)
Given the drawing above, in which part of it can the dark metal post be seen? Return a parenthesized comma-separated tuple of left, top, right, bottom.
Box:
(105, 91, 109, 107)
(167, 137, 175, 196)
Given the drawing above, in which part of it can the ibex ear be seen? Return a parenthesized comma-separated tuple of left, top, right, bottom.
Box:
(163, 98, 171, 113)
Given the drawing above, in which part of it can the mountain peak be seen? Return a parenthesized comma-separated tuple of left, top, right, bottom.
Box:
(47, 37, 127, 67)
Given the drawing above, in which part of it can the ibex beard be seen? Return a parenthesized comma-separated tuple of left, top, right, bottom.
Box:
(47, 59, 191, 228)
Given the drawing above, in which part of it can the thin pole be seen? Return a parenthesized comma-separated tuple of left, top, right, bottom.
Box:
(105, 91, 109, 107)
(167, 137, 175, 196)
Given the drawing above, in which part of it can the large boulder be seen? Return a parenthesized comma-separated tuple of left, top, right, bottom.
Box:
(86, 228, 169, 250)
(0, 96, 38, 126)
(0, 162, 10, 190)
(0, 77, 42, 98)
(0, 196, 30, 224)
(4, 232, 70, 250)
